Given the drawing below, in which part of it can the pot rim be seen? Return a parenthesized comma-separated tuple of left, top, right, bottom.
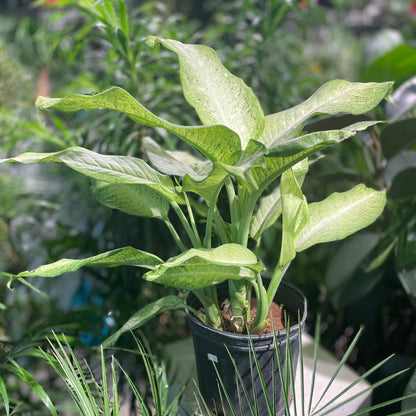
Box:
(185, 281, 307, 343)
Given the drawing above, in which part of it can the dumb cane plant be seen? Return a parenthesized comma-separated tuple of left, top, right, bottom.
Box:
(0, 37, 391, 339)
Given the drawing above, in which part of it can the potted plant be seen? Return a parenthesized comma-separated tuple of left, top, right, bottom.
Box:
(1, 37, 391, 414)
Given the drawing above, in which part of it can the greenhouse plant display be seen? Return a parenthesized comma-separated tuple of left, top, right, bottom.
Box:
(0, 37, 392, 414)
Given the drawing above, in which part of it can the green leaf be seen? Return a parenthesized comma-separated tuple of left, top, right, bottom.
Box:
(398, 269, 416, 300)
(279, 167, 309, 265)
(182, 163, 229, 204)
(144, 244, 262, 289)
(7, 361, 58, 416)
(0, 376, 9, 416)
(147, 36, 265, 148)
(144, 136, 212, 178)
(267, 121, 381, 156)
(250, 159, 308, 241)
(389, 168, 416, 200)
(0, 146, 181, 203)
(361, 44, 416, 86)
(366, 236, 396, 272)
(36, 87, 241, 165)
(295, 184, 386, 252)
(380, 119, 416, 158)
(383, 150, 416, 186)
(91, 180, 170, 219)
(259, 80, 393, 147)
(225, 122, 376, 191)
(11, 247, 162, 279)
(102, 296, 187, 347)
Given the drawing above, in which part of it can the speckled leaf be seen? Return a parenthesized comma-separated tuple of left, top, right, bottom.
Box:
(11, 247, 162, 279)
(259, 80, 393, 147)
(295, 184, 386, 252)
(144, 244, 262, 289)
(147, 36, 265, 148)
(279, 167, 309, 265)
(0, 146, 181, 203)
(250, 159, 308, 241)
(36, 87, 241, 165)
(144, 136, 212, 178)
(91, 180, 170, 219)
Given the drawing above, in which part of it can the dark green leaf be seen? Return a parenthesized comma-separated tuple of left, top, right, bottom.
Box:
(380, 119, 416, 159)
(389, 168, 416, 200)
(325, 232, 380, 293)
(361, 45, 416, 86)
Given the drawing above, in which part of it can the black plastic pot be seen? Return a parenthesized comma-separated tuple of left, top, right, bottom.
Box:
(186, 282, 307, 416)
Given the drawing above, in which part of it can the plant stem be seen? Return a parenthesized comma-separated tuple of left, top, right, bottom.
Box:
(250, 274, 269, 334)
(193, 288, 222, 329)
(225, 178, 240, 242)
(213, 210, 231, 245)
(236, 188, 262, 247)
(228, 280, 249, 333)
(203, 180, 227, 248)
(164, 220, 186, 252)
(267, 262, 291, 310)
(170, 201, 202, 248)
(183, 192, 201, 247)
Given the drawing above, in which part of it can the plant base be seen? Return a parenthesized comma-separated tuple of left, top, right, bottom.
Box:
(186, 282, 307, 416)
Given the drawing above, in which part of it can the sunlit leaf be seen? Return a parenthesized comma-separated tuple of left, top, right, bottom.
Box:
(36, 88, 241, 164)
(259, 80, 393, 147)
(279, 167, 309, 265)
(11, 247, 162, 279)
(144, 244, 262, 289)
(147, 36, 265, 148)
(295, 185, 386, 252)
(0, 146, 181, 202)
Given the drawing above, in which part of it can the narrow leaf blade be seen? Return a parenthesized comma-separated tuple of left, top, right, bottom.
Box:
(102, 296, 186, 347)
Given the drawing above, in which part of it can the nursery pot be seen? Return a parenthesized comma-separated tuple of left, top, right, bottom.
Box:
(186, 282, 307, 416)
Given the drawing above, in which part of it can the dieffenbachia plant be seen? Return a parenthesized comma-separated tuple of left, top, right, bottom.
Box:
(0, 37, 391, 341)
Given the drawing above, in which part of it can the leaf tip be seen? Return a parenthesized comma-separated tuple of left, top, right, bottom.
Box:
(145, 35, 162, 48)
